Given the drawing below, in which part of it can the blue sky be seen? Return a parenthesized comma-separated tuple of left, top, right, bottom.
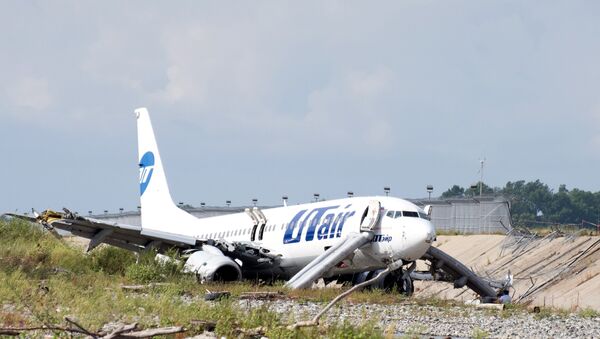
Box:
(1, 1, 600, 214)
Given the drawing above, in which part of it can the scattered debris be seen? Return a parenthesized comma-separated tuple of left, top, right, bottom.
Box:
(475, 303, 505, 310)
(239, 291, 284, 300)
(120, 283, 171, 291)
(0, 317, 186, 338)
(312, 278, 344, 289)
(288, 261, 401, 330)
(189, 320, 217, 332)
(204, 290, 231, 301)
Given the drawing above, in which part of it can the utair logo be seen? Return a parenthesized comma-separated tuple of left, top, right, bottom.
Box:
(372, 234, 393, 243)
(283, 205, 356, 244)
(139, 151, 155, 196)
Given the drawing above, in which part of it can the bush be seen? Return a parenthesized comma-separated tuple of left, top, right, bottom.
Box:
(125, 249, 186, 283)
(90, 246, 136, 275)
(0, 218, 46, 242)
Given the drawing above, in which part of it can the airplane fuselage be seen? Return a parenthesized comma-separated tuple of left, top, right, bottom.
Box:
(161, 196, 435, 279)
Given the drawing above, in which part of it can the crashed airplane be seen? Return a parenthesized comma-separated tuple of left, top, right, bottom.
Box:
(7, 108, 506, 300)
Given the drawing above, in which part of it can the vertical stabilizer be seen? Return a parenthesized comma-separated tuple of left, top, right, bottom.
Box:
(135, 108, 199, 234)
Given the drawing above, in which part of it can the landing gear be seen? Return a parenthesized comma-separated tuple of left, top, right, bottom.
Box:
(351, 265, 415, 296)
(396, 274, 414, 296)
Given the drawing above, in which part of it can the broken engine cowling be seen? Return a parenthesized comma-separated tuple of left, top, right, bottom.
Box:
(183, 245, 242, 282)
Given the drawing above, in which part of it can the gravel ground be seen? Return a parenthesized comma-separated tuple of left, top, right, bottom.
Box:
(238, 299, 600, 338)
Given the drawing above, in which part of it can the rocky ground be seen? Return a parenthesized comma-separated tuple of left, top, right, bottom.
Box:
(238, 299, 600, 338)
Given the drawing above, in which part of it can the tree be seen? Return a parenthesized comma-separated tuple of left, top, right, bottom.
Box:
(440, 179, 600, 227)
(464, 182, 494, 197)
(441, 185, 465, 198)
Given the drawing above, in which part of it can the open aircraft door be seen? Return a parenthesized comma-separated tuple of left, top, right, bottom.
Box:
(360, 200, 382, 232)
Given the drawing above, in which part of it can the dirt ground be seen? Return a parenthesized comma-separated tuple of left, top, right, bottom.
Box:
(414, 234, 600, 311)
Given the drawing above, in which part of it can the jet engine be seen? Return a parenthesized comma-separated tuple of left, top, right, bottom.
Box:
(183, 245, 242, 282)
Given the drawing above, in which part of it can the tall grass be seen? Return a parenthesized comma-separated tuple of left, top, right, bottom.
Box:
(0, 218, 384, 337)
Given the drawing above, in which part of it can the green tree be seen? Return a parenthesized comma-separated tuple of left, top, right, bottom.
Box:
(441, 185, 465, 198)
(464, 182, 495, 197)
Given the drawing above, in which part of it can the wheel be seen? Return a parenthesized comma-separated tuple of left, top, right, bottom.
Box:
(397, 275, 414, 296)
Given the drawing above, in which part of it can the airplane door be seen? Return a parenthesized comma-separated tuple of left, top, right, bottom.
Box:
(360, 200, 382, 232)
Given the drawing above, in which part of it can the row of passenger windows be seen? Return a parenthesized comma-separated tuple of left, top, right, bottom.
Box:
(385, 210, 430, 220)
(197, 223, 283, 240)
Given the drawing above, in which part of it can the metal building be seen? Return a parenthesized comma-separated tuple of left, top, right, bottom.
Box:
(92, 206, 247, 226)
(411, 196, 513, 234)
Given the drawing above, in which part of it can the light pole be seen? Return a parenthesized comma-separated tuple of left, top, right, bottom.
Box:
(282, 196, 288, 206)
(470, 183, 478, 197)
(426, 185, 433, 201)
(347, 191, 354, 198)
(252, 198, 258, 207)
(384, 187, 390, 196)
(313, 193, 320, 202)
(226, 200, 231, 207)
(479, 158, 485, 197)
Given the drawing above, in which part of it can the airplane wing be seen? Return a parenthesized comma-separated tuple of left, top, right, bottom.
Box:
(4, 209, 280, 269)
(6, 209, 196, 253)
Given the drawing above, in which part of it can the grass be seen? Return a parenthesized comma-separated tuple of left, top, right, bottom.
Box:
(472, 327, 490, 339)
(579, 307, 600, 318)
(0, 218, 388, 337)
(2, 218, 597, 337)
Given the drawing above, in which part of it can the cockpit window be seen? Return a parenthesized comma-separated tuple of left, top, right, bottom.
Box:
(403, 211, 419, 218)
(386, 210, 394, 218)
(394, 211, 402, 218)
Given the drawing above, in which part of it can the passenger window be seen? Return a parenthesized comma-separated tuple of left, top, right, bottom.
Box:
(403, 211, 419, 218)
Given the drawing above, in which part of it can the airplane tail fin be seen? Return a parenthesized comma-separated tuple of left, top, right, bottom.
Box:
(135, 107, 198, 233)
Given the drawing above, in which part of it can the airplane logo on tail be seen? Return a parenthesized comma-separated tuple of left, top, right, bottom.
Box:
(139, 151, 155, 196)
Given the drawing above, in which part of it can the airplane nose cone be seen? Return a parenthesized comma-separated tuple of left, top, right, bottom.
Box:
(424, 220, 436, 244)
(398, 219, 436, 261)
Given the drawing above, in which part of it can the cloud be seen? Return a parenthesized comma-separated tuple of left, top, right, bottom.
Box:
(5, 76, 53, 111)
(304, 67, 395, 148)
(2, 1, 600, 213)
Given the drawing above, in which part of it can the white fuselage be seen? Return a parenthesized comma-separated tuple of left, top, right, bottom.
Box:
(151, 196, 435, 278)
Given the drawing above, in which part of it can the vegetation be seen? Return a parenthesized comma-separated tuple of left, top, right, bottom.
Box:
(579, 307, 600, 318)
(2, 218, 597, 337)
(0, 218, 390, 337)
(440, 180, 600, 228)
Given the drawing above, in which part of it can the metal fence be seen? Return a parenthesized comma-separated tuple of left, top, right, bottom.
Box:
(411, 196, 513, 234)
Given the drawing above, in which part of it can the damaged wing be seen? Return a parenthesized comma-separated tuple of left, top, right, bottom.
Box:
(4, 209, 281, 271)
(7, 209, 197, 253)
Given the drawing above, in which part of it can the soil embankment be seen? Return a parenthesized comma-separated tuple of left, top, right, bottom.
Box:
(414, 234, 600, 310)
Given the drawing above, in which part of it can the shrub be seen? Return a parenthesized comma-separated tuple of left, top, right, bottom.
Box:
(90, 246, 136, 275)
(125, 249, 186, 283)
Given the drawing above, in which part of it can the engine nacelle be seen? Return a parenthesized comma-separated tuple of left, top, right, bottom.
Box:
(183, 245, 242, 282)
